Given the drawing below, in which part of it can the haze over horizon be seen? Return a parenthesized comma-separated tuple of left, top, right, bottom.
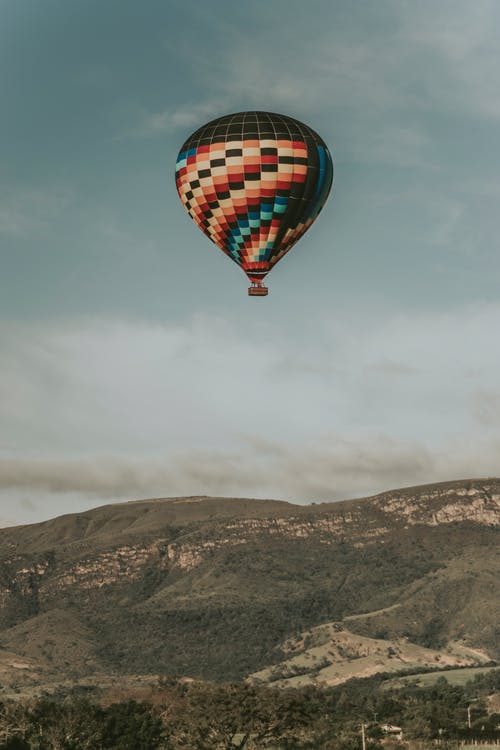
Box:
(2, 0, 500, 527)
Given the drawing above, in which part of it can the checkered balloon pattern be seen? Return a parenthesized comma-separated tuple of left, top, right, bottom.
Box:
(175, 111, 333, 285)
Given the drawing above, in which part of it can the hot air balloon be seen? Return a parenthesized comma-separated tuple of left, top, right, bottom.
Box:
(175, 111, 333, 296)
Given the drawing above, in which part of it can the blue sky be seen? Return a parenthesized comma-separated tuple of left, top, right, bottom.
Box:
(1, 0, 500, 525)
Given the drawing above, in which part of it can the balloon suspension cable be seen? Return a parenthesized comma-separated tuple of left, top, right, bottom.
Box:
(248, 282, 268, 297)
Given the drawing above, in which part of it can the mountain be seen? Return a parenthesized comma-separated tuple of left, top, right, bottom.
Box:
(0, 478, 498, 691)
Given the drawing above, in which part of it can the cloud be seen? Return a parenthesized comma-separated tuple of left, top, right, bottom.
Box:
(2, 305, 500, 451)
(401, 0, 500, 120)
(0, 186, 74, 237)
(158, 1, 500, 165)
(473, 388, 500, 427)
(116, 100, 226, 140)
(114, 0, 500, 188)
(0, 303, 499, 522)
(366, 359, 420, 377)
(20, 496, 37, 512)
(0, 517, 17, 529)
(0, 456, 168, 496)
(0, 432, 498, 507)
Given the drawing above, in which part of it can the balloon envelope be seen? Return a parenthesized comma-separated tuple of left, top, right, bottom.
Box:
(175, 111, 333, 295)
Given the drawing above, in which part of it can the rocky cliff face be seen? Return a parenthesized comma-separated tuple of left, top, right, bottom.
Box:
(370, 480, 500, 526)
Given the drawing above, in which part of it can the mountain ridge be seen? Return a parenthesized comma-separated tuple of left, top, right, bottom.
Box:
(0, 477, 498, 689)
(2, 475, 499, 545)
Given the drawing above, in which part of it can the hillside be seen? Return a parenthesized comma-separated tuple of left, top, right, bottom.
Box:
(249, 621, 492, 688)
(0, 478, 498, 689)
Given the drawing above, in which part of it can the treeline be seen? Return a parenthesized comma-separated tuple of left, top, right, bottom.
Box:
(1, 670, 499, 749)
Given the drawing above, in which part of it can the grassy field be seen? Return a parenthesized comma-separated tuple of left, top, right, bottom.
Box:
(249, 620, 488, 688)
(384, 665, 499, 689)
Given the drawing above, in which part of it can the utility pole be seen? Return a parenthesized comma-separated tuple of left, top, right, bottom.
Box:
(361, 723, 367, 750)
(467, 699, 479, 730)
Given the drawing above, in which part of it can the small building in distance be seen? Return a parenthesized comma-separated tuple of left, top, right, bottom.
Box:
(380, 724, 403, 741)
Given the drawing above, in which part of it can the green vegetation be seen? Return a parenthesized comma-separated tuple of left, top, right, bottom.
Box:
(0, 699, 164, 749)
(0, 670, 499, 749)
(68, 525, 500, 680)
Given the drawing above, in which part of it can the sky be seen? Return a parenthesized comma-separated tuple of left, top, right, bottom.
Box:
(1, 0, 500, 527)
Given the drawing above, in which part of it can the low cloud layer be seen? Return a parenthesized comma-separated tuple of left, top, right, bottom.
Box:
(1, 304, 500, 525)
(1, 431, 499, 527)
(0, 441, 434, 499)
